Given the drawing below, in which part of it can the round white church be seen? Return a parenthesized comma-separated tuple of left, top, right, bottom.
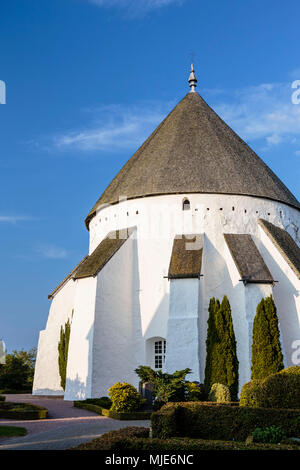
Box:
(33, 67, 300, 400)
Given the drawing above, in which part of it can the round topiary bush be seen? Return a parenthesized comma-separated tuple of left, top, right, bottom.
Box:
(239, 380, 262, 407)
(208, 383, 231, 403)
(259, 367, 300, 409)
(240, 366, 300, 409)
(108, 382, 145, 412)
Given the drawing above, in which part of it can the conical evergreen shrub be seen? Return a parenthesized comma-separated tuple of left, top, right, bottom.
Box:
(204, 296, 239, 399)
(251, 295, 284, 380)
(204, 297, 219, 395)
(58, 319, 71, 390)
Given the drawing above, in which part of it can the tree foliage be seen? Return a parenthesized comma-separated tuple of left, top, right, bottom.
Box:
(0, 348, 36, 391)
(204, 296, 239, 399)
(58, 319, 71, 390)
(135, 366, 192, 408)
(251, 295, 284, 380)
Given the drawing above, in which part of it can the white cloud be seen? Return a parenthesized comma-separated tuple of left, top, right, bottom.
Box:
(211, 81, 300, 149)
(54, 101, 174, 152)
(35, 244, 69, 259)
(88, 0, 184, 14)
(0, 215, 35, 224)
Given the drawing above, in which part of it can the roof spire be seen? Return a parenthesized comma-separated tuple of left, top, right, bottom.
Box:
(188, 63, 197, 92)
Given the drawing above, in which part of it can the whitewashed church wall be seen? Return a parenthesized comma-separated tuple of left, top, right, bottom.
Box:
(165, 278, 200, 382)
(87, 192, 299, 390)
(91, 232, 144, 397)
(35, 192, 300, 398)
(256, 228, 300, 367)
(64, 277, 97, 400)
(33, 278, 76, 396)
(136, 237, 171, 342)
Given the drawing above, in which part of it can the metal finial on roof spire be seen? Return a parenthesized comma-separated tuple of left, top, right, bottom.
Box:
(188, 63, 197, 92)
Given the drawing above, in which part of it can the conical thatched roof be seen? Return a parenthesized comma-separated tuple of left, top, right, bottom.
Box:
(85, 91, 299, 229)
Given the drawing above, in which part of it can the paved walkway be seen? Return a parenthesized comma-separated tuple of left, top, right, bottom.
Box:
(0, 394, 150, 450)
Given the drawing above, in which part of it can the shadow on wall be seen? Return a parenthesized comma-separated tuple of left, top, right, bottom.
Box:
(64, 374, 87, 401)
(64, 318, 94, 400)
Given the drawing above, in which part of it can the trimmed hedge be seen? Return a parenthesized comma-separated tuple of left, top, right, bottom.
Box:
(81, 397, 112, 409)
(71, 427, 150, 450)
(0, 402, 48, 420)
(240, 366, 300, 409)
(151, 402, 300, 441)
(107, 437, 300, 452)
(0, 425, 27, 437)
(70, 426, 300, 451)
(74, 401, 151, 420)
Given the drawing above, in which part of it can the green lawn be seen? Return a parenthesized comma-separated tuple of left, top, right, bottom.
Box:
(0, 425, 27, 437)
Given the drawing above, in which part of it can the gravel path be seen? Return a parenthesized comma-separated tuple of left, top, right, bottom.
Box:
(0, 394, 150, 450)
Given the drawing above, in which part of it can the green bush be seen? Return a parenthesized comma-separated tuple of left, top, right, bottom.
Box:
(251, 296, 284, 380)
(0, 349, 36, 391)
(185, 382, 206, 401)
(208, 383, 231, 402)
(204, 296, 239, 399)
(151, 402, 300, 441)
(135, 366, 191, 408)
(108, 382, 145, 412)
(252, 426, 286, 444)
(240, 366, 300, 409)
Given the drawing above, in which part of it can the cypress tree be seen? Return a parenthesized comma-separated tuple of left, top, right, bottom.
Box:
(204, 297, 219, 395)
(251, 295, 284, 380)
(221, 295, 239, 400)
(204, 296, 239, 399)
(58, 319, 71, 390)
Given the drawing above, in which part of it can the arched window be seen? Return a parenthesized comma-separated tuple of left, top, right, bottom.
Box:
(154, 340, 166, 369)
(146, 337, 166, 370)
(182, 198, 190, 211)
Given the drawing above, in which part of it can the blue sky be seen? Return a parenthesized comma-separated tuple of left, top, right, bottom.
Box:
(0, 0, 300, 352)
